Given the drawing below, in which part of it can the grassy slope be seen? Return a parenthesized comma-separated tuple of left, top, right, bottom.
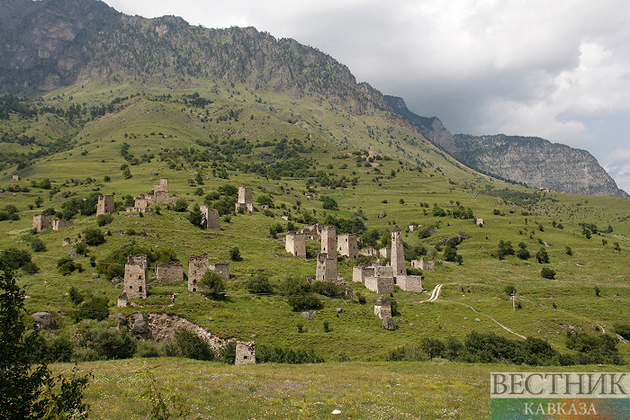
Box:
(1, 82, 629, 364)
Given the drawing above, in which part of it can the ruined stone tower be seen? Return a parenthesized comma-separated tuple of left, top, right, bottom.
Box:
(316, 253, 337, 283)
(235, 186, 253, 213)
(199, 204, 220, 230)
(285, 231, 306, 258)
(338, 233, 358, 259)
(156, 262, 184, 282)
(123, 254, 148, 299)
(188, 253, 210, 293)
(96, 195, 115, 215)
(391, 225, 406, 276)
(32, 214, 52, 232)
(320, 225, 337, 257)
(235, 341, 256, 365)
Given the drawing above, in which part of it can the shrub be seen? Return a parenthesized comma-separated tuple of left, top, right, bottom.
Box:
(68, 286, 84, 305)
(0, 248, 32, 270)
(219, 341, 236, 364)
(199, 271, 226, 296)
(535, 247, 549, 264)
(75, 322, 136, 360)
(30, 237, 47, 252)
(83, 228, 105, 246)
(321, 196, 338, 210)
(496, 240, 515, 260)
(173, 329, 214, 361)
(245, 275, 273, 294)
(75, 241, 88, 256)
(172, 199, 188, 212)
(96, 214, 114, 226)
(516, 248, 530, 260)
(613, 323, 630, 341)
(443, 246, 462, 264)
(288, 295, 323, 312)
(565, 246, 573, 256)
(311, 281, 343, 297)
(541, 267, 556, 279)
(257, 345, 324, 364)
(73, 295, 109, 321)
(57, 257, 83, 275)
(229, 246, 242, 261)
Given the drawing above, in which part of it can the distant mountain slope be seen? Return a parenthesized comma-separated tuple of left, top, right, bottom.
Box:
(386, 95, 628, 198)
(0, 0, 387, 114)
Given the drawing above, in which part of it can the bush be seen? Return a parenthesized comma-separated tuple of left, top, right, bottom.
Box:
(57, 257, 83, 275)
(30, 237, 47, 252)
(96, 214, 114, 226)
(229, 246, 242, 261)
(173, 329, 214, 361)
(535, 247, 549, 263)
(496, 240, 515, 260)
(219, 341, 237, 364)
(321, 196, 338, 210)
(516, 248, 530, 260)
(172, 199, 188, 212)
(613, 323, 630, 341)
(68, 286, 84, 305)
(0, 248, 32, 270)
(541, 267, 556, 279)
(311, 281, 343, 297)
(245, 275, 273, 294)
(73, 295, 109, 321)
(443, 246, 462, 264)
(75, 322, 135, 360)
(288, 295, 323, 312)
(199, 271, 226, 296)
(565, 246, 573, 256)
(257, 345, 324, 364)
(83, 228, 105, 246)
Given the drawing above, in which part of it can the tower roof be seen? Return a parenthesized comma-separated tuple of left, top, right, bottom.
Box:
(392, 225, 401, 233)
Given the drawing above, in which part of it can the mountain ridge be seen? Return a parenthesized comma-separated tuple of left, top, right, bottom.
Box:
(385, 95, 628, 198)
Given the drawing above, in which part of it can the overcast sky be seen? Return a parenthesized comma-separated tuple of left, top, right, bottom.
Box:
(102, 0, 630, 193)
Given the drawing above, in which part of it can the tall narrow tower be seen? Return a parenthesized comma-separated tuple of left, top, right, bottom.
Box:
(320, 225, 337, 258)
(391, 225, 406, 276)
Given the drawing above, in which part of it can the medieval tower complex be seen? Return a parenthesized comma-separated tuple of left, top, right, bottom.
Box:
(123, 254, 148, 299)
(391, 225, 406, 276)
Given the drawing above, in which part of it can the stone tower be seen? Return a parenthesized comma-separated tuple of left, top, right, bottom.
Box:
(200, 204, 220, 230)
(337, 233, 358, 259)
(123, 254, 148, 299)
(316, 253, 337, 283)
(285, 231, 306, 258)
(96, 195, 115, 215)
(391, 225, 406, 276)
(32, 214, 52, 232)
(235, 186, 254, 213)
(188, 253, 210, 292)
(320, 225, 337, 257)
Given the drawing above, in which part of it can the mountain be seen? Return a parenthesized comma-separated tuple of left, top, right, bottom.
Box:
(385, 95, 628, 198)
(0, 0, 387, 114)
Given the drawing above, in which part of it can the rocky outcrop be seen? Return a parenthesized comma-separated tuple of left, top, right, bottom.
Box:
(32, 311, 58, 329)
(452, 134, 628, 197)
(147, 313, 229, 354)
(386, 95, 628, 198)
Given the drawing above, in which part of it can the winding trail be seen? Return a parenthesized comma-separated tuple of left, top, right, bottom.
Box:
(420, 284, 444, 303)
(419, 283, 526, 339)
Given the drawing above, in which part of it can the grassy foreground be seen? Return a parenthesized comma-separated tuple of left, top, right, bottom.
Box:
(55, 358, 625, 419)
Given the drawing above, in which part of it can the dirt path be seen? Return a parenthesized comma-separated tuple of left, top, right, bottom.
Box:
(420, 284, 443, 303)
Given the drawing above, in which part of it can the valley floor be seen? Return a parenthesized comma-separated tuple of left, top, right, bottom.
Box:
(58, 358, 627, 419)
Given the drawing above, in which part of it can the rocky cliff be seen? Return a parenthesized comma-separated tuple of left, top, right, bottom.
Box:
(0, 0, 389, 114)
(386, 95, 628, 197)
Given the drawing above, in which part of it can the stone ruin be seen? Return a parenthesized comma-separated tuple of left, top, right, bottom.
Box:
(52, 219, 73, 231)
(235, 341, 256, 366)
(117, 292, 129, 308)
(320, 225, 337, 255)
(32, 214, 52, 232)
(123, 254, 148, 299)
(188, 253, 230, 292)
(234, 186, 254, 214)
(285, 231, 306, 258)
(476, 218, 484, 226)
(337, 233, 358, 259)
(97, 194, 115, 215)
(199, 204, 220, 230)
(126, 178, 179, 212)
(374, 296, 392, 319)
(409, 222, 418, 232)
(12, 173, 18, 181)
(155, 262, 184, 282)
(352, 226, 422, 293)
(412, 257, 435, 271)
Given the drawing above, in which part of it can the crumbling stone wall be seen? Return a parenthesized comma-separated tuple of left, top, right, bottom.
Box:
(412, 257, 435, 271)
(211, 261, 230, 279)
(338, 233, 358, 259)
(352, 265, 375, 283)
(235, 341, 256, 365)
(32, 214, 52, 232)
(395, 275, 423, 292)
(52, 219, 73, 231)
(156, 262, 184, 282)
(364, 276, 395, 294)
(96, 195, 115, 215)
(123, 254, 148, 299)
